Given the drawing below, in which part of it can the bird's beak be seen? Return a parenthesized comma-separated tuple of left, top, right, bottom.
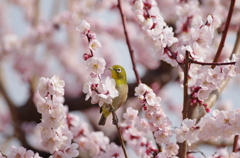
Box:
(108, 67, 113, 71)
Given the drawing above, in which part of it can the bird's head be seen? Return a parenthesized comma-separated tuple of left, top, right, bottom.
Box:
(109, 65, 127, 84)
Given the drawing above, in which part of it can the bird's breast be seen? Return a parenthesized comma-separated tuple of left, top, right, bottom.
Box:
(112, 84, 128, 110)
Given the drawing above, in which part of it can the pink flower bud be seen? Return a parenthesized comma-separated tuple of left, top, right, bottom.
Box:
(206, 108, 211, 113)
(191, 99, 197, 104)
(83, 53, 92, 60)
(88, 33, 97, 39)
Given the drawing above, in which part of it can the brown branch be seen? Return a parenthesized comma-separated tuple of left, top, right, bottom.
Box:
(111, 108, 128, 158)
(230, 25, 240, 59)
(117, 0, 141, 84)
(212, 0, 236, 65)
(183, 51, 190, 119)
(0, 67, 27, 146)
(233, 135, 239, 152)
(190, 60, 235, 66)
(32, 0, 40, 26)
(178, 51, 190, 158)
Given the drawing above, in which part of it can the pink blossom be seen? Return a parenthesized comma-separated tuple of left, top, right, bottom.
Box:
(86, 57, 106, 74)
(122, 127, 143, 141)
(52, 151, 65, 158)
(97, 76, 119, 106)
(102, 143, 124, 158)
(176, 45, 193, 63)
(174, 118, 200, 144)
(48, 75, 65, 97)
(76, 20, 90, 36)
(41, 137, 62, 154)
(191, 42, 206, 61)
(82, 75, 100, 100)
(123, 107, 138, 125)
(38, 77, 50, 97)
(206, 67, 225, 87)
(41, 115, 62, 129)
(89, 39, 102, 52)
(136, 118, 149, 133)
(77, 137, 89, 152)
(165, 142, 179, 156)
(154, 129, 172, 144)
(134, 83, 152, 98)
(63, 143, 79, 158)
(197, 116, 220, 141)
(156, 152, 167, 158)
(37, 123, 55, 139)
(2, 33, 20, 52)
(197, 87, 212, 101)
(8, 146, 34, 158)
(87, 131, 110, 151)
(145, 91, 157, 105)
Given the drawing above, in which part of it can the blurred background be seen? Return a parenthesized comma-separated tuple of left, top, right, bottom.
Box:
(0, 0, 240, 157)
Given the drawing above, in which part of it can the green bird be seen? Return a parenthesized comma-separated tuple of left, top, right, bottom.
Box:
(98, 65, 128, 126)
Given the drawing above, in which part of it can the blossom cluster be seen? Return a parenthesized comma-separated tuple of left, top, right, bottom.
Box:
(121, 107, 158, 157)
(134, 83, 179, 157)
(0, 146, 41, 158)
(66, 113, 124, 158)
(207, 147, 240, 158)
(35, 75, 79, 157)
(188, 54, 240, 111)
(176, 14, 221, 64)
(174, 109, 240, 146)
(130, 0, 178, 66)
(76, 20, 119, 107)
(76, 20, 102, 60)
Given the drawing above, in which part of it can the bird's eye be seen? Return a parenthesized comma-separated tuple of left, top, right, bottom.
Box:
(116, 68, 121, 73)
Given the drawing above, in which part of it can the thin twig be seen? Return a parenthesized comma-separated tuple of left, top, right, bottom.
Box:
(111, 110, 128, 158)
(212, 0, 236, 65)
(233, 135, 239, 152)
(187, 151, 206, 158)
(117, 0, 141, 84)
(230, 25, 240, 59)
(190, 60, 235, 66)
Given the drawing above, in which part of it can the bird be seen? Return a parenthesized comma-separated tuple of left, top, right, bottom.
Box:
(98, 65, 128, 126)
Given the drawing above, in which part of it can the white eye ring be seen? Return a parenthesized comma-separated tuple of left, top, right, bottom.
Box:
(116, 68, 121, 73)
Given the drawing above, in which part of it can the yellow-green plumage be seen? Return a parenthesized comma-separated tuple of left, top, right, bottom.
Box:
(98, 65, 128, 125)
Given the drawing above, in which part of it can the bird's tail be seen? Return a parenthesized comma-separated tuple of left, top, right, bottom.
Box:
(98, 114, 107, 126)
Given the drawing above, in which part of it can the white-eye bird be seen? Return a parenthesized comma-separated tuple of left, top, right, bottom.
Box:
(98, 65, 128, 125)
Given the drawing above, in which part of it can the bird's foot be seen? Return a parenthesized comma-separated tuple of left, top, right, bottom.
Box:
(109, 108, 114, 112)
(112, 117, 118, 125)
(109, 106, 114, 112)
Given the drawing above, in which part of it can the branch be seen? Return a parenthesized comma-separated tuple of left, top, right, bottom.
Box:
(178, 51, 190, 158)
(111, 109, 128, 158)
(190, 60, 235, 66)
(117, 0, 141, 84)
(212, 0, 236, 65)
(233, 135, 239, 152)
